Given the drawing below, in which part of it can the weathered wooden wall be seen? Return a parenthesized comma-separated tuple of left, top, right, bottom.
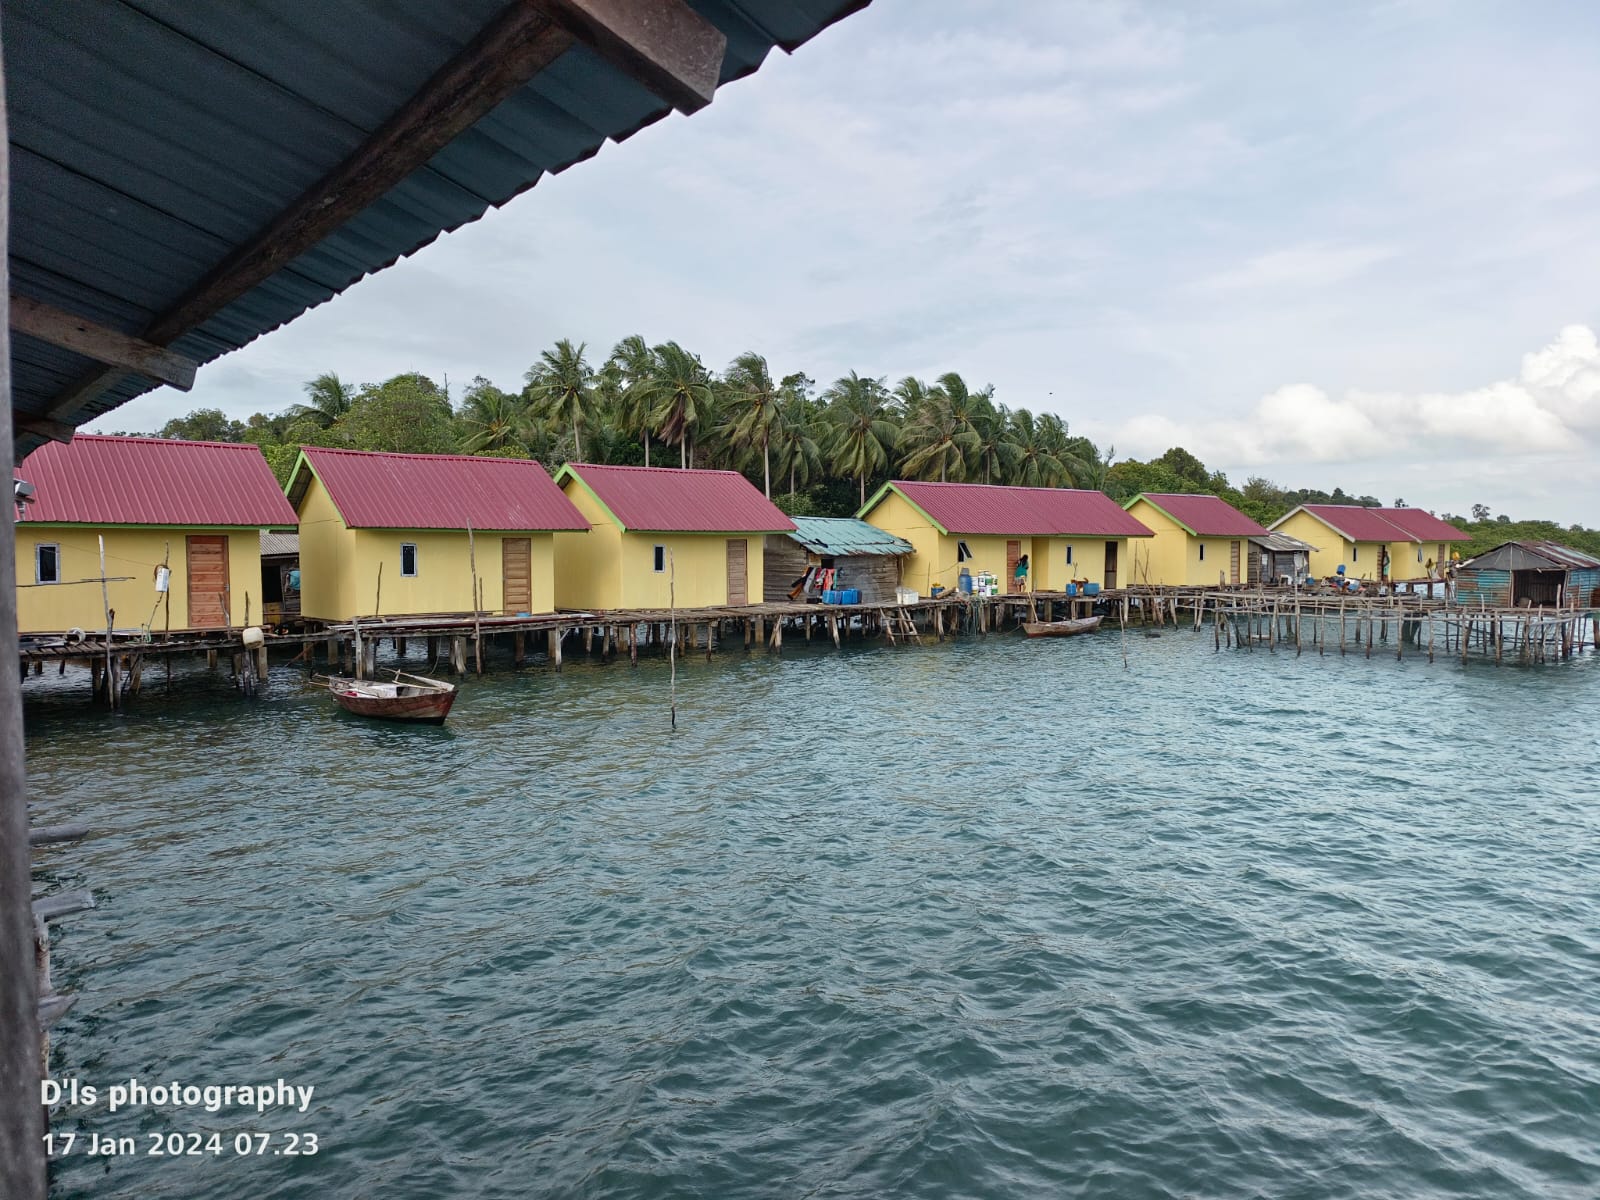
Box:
(763, 535, 904, 604)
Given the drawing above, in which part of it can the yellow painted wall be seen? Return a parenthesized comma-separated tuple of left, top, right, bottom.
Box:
(553, 476, 765, 610)
(1388, 540, 1450, 581)
(295, 472, 557, 621)
(1273, 511, 1410, 580)
(1120, 499, 1249, 586)
(15, 525, 264, 634)
(862, 491, 1137, 593)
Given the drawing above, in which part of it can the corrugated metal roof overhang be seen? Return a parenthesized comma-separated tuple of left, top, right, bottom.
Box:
(6, 0, 871, 454)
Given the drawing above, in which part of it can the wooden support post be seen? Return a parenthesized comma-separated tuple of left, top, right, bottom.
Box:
(583, 626, 594, 653)
(397, 636, 407, 658)
(207, 648, 219, 669)
(629, 624, 638, 667)
(705, 622, 715, 660)
(254, 645, 268, 680)
(513, 632, 525, 666)
(769, 619, 782, 654)
(451, 636, 468, 676)
(829, 612, 841, 649)
(548, 629, 563, 671)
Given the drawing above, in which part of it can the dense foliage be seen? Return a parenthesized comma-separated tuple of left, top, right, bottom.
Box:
(129, 337, 1599, 548)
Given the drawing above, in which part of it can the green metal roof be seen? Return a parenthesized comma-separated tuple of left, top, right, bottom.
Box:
(786, 517, 913, 557)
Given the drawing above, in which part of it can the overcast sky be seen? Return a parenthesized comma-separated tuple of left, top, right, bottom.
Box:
(93, 1, 1600, 523)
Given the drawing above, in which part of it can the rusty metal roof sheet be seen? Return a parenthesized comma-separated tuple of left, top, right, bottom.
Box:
(16, 434, 299, 527)
(1131, 493, 1268, 537)
(787, 517, 912, 556)
(1250, 531, 1315, 553)
(7, 0, 872, 451)
(558, 463, 795, 533)
(1460, 540, 1600, 572)
(291, 447, 588, 531)
(259, 530, 300, 558)
(873, 481, 1154, 538)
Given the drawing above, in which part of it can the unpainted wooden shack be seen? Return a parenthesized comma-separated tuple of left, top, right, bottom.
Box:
(765, 517, 914, 603)
(1456, 540, 1600, 608)
(260, 530, 301, 622)
(1248, 531, 1314, 585)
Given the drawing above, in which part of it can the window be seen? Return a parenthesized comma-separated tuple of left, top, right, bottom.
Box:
(653, 544, 666, 573)
(1352, 546, 1359, 562)
(1417, 548, 1424, 563)
(400, 543, 418, 577)
(1065, 544, 1074, 565)
(957, 540, 973, 562)
(1199, 543, 1206, 562)
(35, 543, 59, 584)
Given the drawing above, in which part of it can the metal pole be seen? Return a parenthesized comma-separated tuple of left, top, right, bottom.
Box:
(0, 9, 48, 1187)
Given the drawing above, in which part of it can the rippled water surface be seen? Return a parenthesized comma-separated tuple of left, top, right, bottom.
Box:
(27, 630, 1600, 1199)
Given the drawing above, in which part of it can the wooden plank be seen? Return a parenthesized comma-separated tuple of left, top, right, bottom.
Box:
(502, 537, 532, 613)
(10, 295, 196, 389)
(31, 891, 94, 922)
(726, 539, 747, 605)
(186, 536, 230, 629)
(46, 3, 577, 421)
(538, 0, 726, 112)
(27, 823, 89, 847)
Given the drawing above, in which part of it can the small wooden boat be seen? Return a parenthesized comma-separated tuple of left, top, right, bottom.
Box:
(325, 672, 457, 724)
(1021, 615, 1103, 638)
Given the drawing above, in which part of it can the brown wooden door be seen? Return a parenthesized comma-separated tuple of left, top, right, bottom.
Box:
(1103, 540, 1118, 590)
(502, 538, 532, 614)
(186, 535, 229, 628)
(1006, 539, 1022, 592)
(1229, 540, 1241, 584)
(726, 539, 748, 604)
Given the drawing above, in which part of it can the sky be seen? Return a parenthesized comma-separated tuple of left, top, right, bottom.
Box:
(91, 0, 1600, 523)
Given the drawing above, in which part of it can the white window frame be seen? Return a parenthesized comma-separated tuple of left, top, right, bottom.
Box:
(653, 544, 666, 573)
(957, 540, 973, 562)
(400, 542, 419, 577)
(35, 542, 60, 584)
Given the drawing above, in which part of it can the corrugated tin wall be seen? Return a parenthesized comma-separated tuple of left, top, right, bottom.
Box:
(1456, 568, 1511, 608)
(1574, 568, 1600, 609)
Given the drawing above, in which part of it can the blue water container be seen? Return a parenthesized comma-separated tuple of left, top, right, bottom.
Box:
(822, 589, 841, 605)
(1065, 583, 1078, 597)
(957, 570, 973, 595)
(843, 588, 860, 605)
(1084, 582, 1100, 596)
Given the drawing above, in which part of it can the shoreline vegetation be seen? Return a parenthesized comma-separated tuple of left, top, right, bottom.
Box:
(105, 338, 1598, 559)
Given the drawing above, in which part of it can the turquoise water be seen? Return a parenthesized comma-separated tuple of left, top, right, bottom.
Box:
(27, 631, 1600, 1199)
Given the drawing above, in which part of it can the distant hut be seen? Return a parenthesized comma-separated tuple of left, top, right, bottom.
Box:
(764, 517, 914, 603)
(1456, 541, 1600, 609)
(1247, 531, 1315, 586)
(259, 530, 300, 624)
(1121, 493, 1268, 586)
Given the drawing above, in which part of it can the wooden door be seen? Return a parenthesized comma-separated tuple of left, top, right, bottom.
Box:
(186, 535, 229, 629)
(1229, 540, 1241, 585)
(502, 538, 532, 614)
(1103, 541, 1118, 590)
(1005, 539, 1022, 592)
(726, 539, 748, 605)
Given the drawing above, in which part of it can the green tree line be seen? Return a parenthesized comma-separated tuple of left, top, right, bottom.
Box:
(131, 336, 1600, 553)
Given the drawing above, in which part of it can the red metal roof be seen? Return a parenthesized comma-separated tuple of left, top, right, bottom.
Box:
(1371, 507, 1470, 542)
(1136, 493, 1268, 537)
(18, 435, 298, 526)
(885, 481, 1154, 537)
(295, 448, 587, 531)
(1287, 504, 1416, 543)
(560, 464, 795, 533)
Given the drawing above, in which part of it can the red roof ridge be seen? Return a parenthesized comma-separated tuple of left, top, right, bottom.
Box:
(304, 446, 551, 468)
(569, 462, 753, 478)
(72, 433, 268, 451)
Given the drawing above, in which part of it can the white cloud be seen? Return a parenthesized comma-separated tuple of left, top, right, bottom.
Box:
(1110, 324, 1600, 466)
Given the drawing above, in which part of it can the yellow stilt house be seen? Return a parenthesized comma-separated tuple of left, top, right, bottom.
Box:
(858, 481, 1153, 596)
(14, 435, 296, 635)
(1270, 504, 1467, 583)
(287, 448, 587, 621)
(1121, 493, 1269, 587)
(553, 464, 795, 610)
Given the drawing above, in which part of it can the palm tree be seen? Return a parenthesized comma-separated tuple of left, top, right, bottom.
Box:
(524, 338, 596, 461)
(822, 371, 898, 506)
(898, 377, 973, 483)
(720, 351, 782, 496)
(636, 341, 714, 469)
(289, 371, 355, 428)
(1006, 409, 1071, 488)
(458, 377, 526, 455)
(964, 392, 1017, 485)
(772, 389, 821, 497)
(605, 334, 658, 466)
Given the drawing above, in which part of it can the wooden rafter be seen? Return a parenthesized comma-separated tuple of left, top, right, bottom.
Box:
(11, 295, 196, 390)
(537, 0, 726, 113)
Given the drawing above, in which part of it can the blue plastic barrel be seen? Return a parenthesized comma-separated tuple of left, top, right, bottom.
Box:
(843, 588, 860, 605)
(1065, 583, 1078, 597)
(957, 570, 973, 594)
(1084, 582, 1100, 596)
